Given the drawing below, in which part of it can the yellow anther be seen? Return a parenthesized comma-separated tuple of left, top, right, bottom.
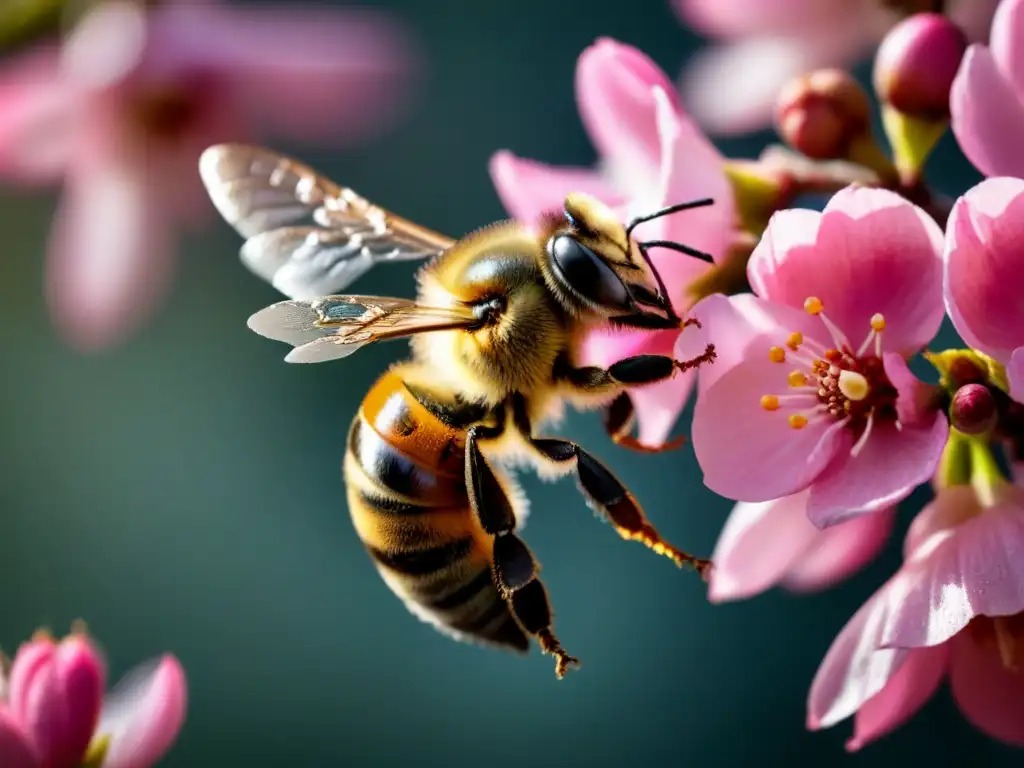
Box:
(786, 332, 803, 350)
(838, 370, 870, 401)
(804, 296, 824, 315)
(787, 370, 807, 388)
(788, 414, 809, 429)
(870, 313, 886, 332)
(760, 395, 780, 411)
(768, 346, 786, 363)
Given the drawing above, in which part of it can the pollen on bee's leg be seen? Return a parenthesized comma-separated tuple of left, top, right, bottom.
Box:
(538, 629, 581, 679)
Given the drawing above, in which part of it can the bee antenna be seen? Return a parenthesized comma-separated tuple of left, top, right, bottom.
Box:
(625, 198, 714, 240)
(639, 240, 715, 264)
(636, 242, 680, 324)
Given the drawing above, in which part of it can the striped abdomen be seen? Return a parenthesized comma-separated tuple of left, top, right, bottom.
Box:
(344, 366, 528, 652)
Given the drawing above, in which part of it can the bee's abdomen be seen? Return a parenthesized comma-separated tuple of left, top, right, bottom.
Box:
(344, 371, 528, 652)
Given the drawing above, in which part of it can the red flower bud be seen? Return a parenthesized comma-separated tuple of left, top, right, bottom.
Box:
(775, 69, 871, 160)
(950, 383, 997, 435)
(874, 13, 967, 120)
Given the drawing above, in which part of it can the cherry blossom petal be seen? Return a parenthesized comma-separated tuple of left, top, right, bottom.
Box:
(949, 631, 1024, 747)
(750, 187, 944, 355)
(45, 110, 176, 352)
(708, 491, 817, 602)
(783, 507, 895, 593)
(951, 46, 1024, 179)
(807, 416, 948, 528)
(0, 710, 37, 768)
(846, 644, 948, 751)
(1009, 347, 1024, 403)
(147, 3, 415, 144)
(98, 656, 187, 768)
(0, 46, 75, 184)
(879, 501, 1024, 649)
(881, 353, 939, 429)
(488, 151, 621, 226)
(942, 177, 1024, 360)
(630, 369, 696, 448)
(988, 0, 1024, 99)
(576, 39, 675, 194)
(684, 292, 823, 396)
(807, 578, 914, 729)
(692, 350, 849, 502)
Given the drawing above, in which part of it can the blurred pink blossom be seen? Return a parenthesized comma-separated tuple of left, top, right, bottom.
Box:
(951, 0, 1024, 178)
(690, 186, 948, 527)
(0, 0, 415, 351)
(808, 484, 1024, 750)
(676, 0, 998, 135)
(944, 178, 1024, 401)
(708, 490, 895, 603)
(489, 38, 735, 446)
(0, 630, 187, 767)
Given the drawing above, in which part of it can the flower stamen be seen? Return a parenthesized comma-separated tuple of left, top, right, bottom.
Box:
(804, 296, 851, 350)
(759, 300, 898, 452)
(850, 412, 875, 457)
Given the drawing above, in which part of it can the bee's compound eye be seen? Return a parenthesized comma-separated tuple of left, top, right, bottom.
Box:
(547, 234, 631, 310)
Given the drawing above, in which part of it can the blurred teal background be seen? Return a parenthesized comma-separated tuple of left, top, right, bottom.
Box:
(0, 0, 1017, 765)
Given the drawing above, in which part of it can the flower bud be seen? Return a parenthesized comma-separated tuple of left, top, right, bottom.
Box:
(775, 69, 872, 160)
(874, 13, 967, 120)
(7, 632, 105, 767)
(950, 383, 997, 435)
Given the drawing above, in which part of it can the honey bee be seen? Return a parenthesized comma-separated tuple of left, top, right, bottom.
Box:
(199, 144, 717, 678)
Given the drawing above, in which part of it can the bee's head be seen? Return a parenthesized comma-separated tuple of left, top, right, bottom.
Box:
(541, 192, 714, 325)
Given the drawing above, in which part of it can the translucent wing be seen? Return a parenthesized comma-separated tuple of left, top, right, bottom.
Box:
(198, 144, 455, 299)
(247, 295, 479, 364)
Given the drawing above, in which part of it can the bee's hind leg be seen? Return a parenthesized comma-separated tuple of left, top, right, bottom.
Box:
(465, 422, 580, 679)
(511, 395, 711, 579)
(603, 392, 686, 454)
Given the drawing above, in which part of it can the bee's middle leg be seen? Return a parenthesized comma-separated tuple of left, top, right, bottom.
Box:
(510, 395, 711, 578)
(464, 423, 580, 679)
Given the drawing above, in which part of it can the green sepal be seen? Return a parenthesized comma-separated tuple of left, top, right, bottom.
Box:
(684, 233, 755, 303)
(924, 348, 1009, 394)
(80, 734, 110, 768)
(880, 104, 947, 185)
(722, 161, 782, 235)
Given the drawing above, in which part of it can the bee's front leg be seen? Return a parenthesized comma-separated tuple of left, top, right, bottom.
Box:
(464, 421, 580, 679)
(509, 394, 711, 579)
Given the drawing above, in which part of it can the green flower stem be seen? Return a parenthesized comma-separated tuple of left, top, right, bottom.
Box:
(939, 428, 973, 488)
(966, 433, 1008, 508)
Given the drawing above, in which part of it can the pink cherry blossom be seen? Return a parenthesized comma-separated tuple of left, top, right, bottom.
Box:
(708, 490, 895, 602)
(0, 0, 414, 351)
(807, 484, 1024, 750)
(690, 186, 948, 527)
(0, 631, 187, 767)
(951, 0, 1024, 178)
(943, 176, 1024, 400)
(677, 0, 998, 136)
(489, 37, 735, 446)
